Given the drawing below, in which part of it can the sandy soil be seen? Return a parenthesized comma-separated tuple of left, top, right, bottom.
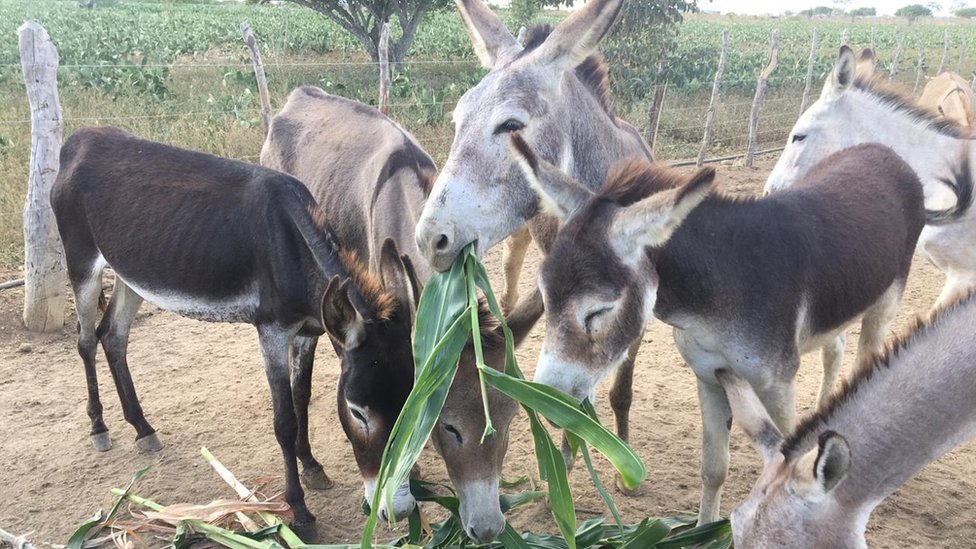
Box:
(1, 156, 974, 548)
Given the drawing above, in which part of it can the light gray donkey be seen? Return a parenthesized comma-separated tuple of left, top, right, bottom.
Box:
(718, 291, 976, 548)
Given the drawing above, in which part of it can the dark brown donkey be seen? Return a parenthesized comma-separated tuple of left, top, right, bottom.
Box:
(510, 136, 972, 525)
(262, 87, 540, 543)
(52, 126, 420, 528)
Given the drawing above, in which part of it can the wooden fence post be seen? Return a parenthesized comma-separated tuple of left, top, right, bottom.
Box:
(644, 84, 667, 155)
(958, 34, 968, 73)
(697, 29, 729, 167)
(378, 22, 390, 115)
(870, 27, 876, 51)
(841, 28, 850, 46)
(240, 21, 271, 134)
(938, 28, 949, 74)
(889, 28, 904, 80)
(18, 21, 66, 332)
(800, 27, 819, 114)
(914, 33, 925, 94)
(745, 29, 779, 168)
(516, 26, 527, 44)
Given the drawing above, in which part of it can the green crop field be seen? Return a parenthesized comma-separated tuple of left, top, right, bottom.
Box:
(2, 0, 976, 267)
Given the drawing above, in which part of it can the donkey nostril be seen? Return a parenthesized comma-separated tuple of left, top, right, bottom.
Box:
(435, 234, 450, 251)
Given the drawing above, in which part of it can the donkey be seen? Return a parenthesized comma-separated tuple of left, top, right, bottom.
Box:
(53, 126, 421, 529)
(919, 71, 976, 128)
(718, 291, 976, 548)
(261, 87, 540, 542)
(413, 0, 650, 473)
(509, 134, 972, 525)
(767, 46, 976, 310)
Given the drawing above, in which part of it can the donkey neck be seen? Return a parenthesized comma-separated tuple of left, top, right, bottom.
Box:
(792, 296, 976, 519)
(550, 75, 651, 191)
(852, 88, 969, 203)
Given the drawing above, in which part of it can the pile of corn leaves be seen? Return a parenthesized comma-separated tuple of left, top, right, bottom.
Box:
(66, 246, 731, 549)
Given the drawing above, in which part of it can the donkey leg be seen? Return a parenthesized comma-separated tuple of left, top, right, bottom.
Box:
(935, 270, 976, 310)
(817, 333, 847, 409)
(501, 226, 532, 313)
(259, 325, 315, 526)
(757, 377, 797, 435)
(854, 282, 904, 375)
(696, 378, 732, 526)
(97, 280, 160, 451)
(611, 339, 639, 495)
(291, 335, 332, 490)
(73, 267, 112, 451)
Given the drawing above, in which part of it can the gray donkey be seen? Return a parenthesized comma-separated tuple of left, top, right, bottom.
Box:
(261, 87, 541, 543)
(413, 0, 650, 478)
(718, 291, 976, 548)
(509, 134, 972, 525)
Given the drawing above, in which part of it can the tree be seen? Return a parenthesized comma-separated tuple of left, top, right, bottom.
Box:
(800, 6, 835, 16)
(510, 0, 542, 30)
(286, 0, 451, 65)
(956, 6, 976, 16)
(850, 6, 877, 16)
(896, 3, 934, 20)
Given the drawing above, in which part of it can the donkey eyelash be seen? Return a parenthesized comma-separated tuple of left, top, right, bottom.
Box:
(792, 134, 807, 143)
(494, 119, 525, 135)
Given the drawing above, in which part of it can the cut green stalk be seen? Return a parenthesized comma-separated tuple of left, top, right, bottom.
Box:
(577, 400, 623, 533)
(464, 249, 495, 442)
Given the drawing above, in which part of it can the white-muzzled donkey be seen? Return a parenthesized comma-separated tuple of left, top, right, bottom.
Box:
(768, 45, 976, 310)
(413, 0, 651, 481)
(718, 290, 976, 548)
(508, 133, 972, 525)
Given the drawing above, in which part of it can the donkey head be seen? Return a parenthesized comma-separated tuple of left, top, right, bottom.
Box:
(509, 135, 714, 401)
(415, 0, 625, 271)
(716, 370, 862, 549)
(324, 239, 419, 523)
(433, 290, 541, 543)
(766, 46, 877, 194)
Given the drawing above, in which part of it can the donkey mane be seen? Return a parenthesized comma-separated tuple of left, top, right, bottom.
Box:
(306, 204, 396, 320)
(854, 73, 973, 140)
(598, 158, 716, 207)
(520, 24, 613, 117)
(781, 290, 976, 459)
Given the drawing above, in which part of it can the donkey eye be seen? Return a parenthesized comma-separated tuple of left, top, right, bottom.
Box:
(584, 307, 612, 332)
(791, 134, 806, 143)
(494, 119, 525, 135)
(444, 423, 463, 444)
(350, 407, 368, 425)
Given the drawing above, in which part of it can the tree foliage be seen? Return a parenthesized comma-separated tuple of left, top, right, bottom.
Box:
(896, 4, 934, 20)
(799, 6, 835, 16)
(285, 0, 452, 64)
(850, 6, 877, 15)
(955, 6, 976, 16)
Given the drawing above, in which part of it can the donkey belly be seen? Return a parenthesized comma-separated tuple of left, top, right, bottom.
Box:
(111, 265, 259, 323)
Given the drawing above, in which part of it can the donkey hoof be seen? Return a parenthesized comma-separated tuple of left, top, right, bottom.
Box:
(614, 474, 639, 496)
(410, 463, 422, 480)
(90, 432, 113, 452)
(302, 466, 334, 490)
(291, 515, 317, 541)
(136, 432, 164, 452)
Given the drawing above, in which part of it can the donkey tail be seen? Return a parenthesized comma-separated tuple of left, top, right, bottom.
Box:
(926, 149, 974, 225)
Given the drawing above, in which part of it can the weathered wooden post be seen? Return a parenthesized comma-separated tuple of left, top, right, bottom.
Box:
(958, 34, 968, 73)
(516, 26, 527, 44)
(938, 28, 950, 74)
(644, 84, 667, 155)
(870, 27, 876, 51)
(18, 21, 66, 332)
(378, 22, 390, 115)
(745, 29, 779, 168)
(800, 27, 820, 113)
(240, 21, 271, 134)
(697, 29, 729, 167)
(889, 27, 904, 80)
(841, 28, 850, 46)
(914, 33, 925, 94)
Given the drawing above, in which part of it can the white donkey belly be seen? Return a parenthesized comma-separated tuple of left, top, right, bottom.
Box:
(116, 274, 259, 323)
(673, 322, 768, 385)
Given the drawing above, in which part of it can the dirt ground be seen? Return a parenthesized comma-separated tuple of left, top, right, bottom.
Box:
(1, 156, 974, 548)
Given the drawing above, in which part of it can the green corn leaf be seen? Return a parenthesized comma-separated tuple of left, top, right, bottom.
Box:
(66, 509, 103, 549)
(527, 411, 576, 549)
(656, 520, 732, 548)
(480, 367, 646, 490)
(618, 518, 671, 549)
(498, 524, 533, 549)
(499, 490, 547, 513)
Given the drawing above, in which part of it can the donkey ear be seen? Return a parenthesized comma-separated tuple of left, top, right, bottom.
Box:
(715, 369, 783, 464)
(610, 166, 715, 257)
(503, 285, 544, 347)
(400, 253, 423, 309)
(509, 133, 594, 220)
(856, 48, 876, 77)
(323, 276, 366, 350)
(823, 45, 857, 101)
(525, 0, 623, 74)
(790, 431, 851, 499)
(379, 238, 417, 319)
(456, 0, 522, 68)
